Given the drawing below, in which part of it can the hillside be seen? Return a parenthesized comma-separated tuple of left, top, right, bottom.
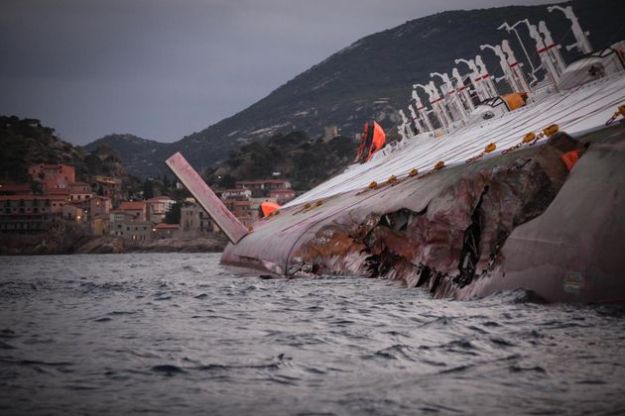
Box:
(0, 116, 83, 182)
(83, 134, 170, 179)
(86, 0, 625, 179)
(0, 115, 128, 183)
(205, 131, 355, 190)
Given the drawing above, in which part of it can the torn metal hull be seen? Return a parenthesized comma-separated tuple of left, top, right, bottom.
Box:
(222, 126, 625, 303)
(461, 131, 625, 303)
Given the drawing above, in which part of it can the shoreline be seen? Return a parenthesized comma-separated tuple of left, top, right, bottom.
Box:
(0, 220, 228, 255)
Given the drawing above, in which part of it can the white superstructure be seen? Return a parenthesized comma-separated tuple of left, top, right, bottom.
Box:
(288, 73, 625, 206)
(286, 5, 625, 207)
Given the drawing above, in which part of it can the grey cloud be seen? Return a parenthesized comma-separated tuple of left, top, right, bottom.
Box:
(0, 0, 554, 144)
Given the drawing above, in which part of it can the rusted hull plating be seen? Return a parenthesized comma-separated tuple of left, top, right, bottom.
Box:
(222, 127, 625, 303)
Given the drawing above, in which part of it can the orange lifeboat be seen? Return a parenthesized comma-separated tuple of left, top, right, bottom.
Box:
(260, 201, 280, 218)
(355, 120, 386, 164)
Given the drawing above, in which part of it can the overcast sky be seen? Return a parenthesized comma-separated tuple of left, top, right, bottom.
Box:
(0, 0, 555, 145)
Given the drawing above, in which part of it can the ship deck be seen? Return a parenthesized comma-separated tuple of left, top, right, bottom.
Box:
(287, 73, 625, 206)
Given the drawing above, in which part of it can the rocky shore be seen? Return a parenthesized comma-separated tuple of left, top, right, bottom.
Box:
(0, 220, 227, 255)
(76, 235, 228, 254)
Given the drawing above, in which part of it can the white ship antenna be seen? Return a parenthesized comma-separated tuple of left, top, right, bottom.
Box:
(538, 20, 566, 73)
(410, 87, 433, 132)
(455, 58, 488, 100)
(426, 80, 453, 129)
(506, 19, 561, 85)
(498, 21, 537, 76)
(548, 5, 592, 54)
(452, 67, 475, 111)
(475, 54, 498, 97)
(480, 43, 509, 83)
(431, 72, 469, 121)
(397, 109, 409, 141)
(501, 40, 531, 92)
(408, 103, 427, 133)
(413, 83, 447, 131)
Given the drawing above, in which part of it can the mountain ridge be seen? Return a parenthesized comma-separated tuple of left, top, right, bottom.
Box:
(83, 133, 169, 178)
(84, 0, 625, 179)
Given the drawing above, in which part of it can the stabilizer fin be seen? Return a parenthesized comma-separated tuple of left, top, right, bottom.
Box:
(165, 152, 249, 244)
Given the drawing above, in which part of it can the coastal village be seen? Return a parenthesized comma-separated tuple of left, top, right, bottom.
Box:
(0, 162, 296, 244)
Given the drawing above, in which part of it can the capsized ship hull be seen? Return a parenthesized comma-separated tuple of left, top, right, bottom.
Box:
(222, 125, 625, 303)
(218, 73, 625, 303)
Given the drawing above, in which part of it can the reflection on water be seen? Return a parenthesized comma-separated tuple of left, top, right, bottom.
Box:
(1, 253, 624, 415)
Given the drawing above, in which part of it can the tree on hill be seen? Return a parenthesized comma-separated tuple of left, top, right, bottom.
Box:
(143, 179, 155, 199)
(218, 174, 236, 189)
(164, 202, 182, 224)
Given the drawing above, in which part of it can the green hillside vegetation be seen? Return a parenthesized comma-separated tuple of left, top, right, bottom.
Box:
(0, 115, 128, 183)
(206, 131, 355, 190)
(1, 116, 83, 182)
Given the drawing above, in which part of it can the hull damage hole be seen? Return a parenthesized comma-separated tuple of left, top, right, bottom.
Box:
(455, 186, 488, 288)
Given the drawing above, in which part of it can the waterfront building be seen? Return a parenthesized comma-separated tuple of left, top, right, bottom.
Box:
(69, 182, 93, 203)
(89, 196, 112, 219)
(222, 199, 257, 227)
(28, 164, 75, 192)
(268, 188, 296, 204)
(220, 188, 252, 201)
(90, 216, 110, 236)
(180, 200, 217, 234)
(153, 222, 179, 238)
(61, 204, 85, 224)
(146, 196, 176, 224)
(118, 201, 147, 222)
(92, 176, 123, 207)
(235, 179, 292, 198)
(0, 182, 32, 195)
(0, 194, 67, 233)
(109, 210, 151, 241)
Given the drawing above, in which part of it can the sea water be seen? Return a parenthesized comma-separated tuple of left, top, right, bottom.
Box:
(1, 253, 624, 415)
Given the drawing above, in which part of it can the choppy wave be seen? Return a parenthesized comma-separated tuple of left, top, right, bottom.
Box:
(1, 253, 624, 415)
